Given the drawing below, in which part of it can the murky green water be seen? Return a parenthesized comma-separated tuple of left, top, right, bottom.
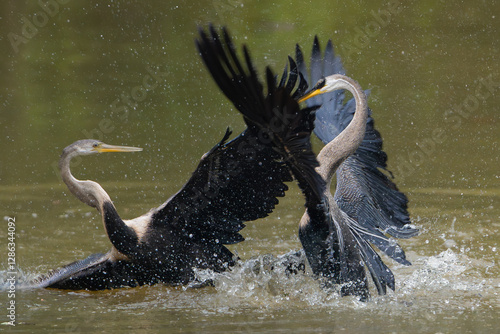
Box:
(1, 0, 499, 333)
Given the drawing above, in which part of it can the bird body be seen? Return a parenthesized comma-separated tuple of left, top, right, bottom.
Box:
(294, 38, 418, 299)
(297, 74, 372, 298)
(28, 26, 325, 291)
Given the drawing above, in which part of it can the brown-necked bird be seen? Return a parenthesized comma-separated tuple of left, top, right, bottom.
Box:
(28, 26, 325, 291)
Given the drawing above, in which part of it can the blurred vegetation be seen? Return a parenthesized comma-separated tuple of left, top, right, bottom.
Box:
(0, 0, 498, 192)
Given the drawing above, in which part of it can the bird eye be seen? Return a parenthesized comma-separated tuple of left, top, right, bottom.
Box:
(92, 142, 99, 148)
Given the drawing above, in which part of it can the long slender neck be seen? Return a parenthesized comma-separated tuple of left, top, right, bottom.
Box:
(58, 149, 138, 256)
(59, 151, 112, 213)
(316, 75, 368, 183)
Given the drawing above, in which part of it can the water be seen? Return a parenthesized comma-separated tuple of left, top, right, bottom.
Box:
(1, 0, 499, 332)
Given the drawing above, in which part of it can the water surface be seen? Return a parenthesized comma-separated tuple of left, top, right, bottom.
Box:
(1, 0, 499, 333)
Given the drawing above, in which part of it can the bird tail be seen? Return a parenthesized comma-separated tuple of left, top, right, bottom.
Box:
(20, 253, 109, 290)
(299, 201, 371, 300)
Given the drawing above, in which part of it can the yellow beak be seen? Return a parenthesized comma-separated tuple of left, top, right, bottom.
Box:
(297, 89, 324, 103)
(96, 143, 143, 153)
(297, 77, 328, 103)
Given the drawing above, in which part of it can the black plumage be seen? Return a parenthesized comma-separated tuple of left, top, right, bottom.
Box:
(29, 26, 325, 291)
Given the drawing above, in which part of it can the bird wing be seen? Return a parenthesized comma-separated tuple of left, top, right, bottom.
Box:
(152, 128, 292, 245)
(295, 37, 418, 263)
(151, 26, 325, 249)
(277, 55, 309, 99)
(196, 26, 323, 199)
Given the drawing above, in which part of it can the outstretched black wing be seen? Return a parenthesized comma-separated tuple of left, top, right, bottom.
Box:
(150, 26, 325, 265)
(295, 37, 418, 294)
(152, 129, 292, 245)
(29, 27, 327, 291)
(195, 25, 322, 199)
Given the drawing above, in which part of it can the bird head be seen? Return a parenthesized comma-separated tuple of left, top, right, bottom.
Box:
(64, 139, 143, 156)
(298, 74, 359, 103)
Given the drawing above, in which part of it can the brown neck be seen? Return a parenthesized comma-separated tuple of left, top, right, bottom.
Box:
(316, 75, 368, 184)
(59, 152, 112, 212)
(58, 149, 138, 255)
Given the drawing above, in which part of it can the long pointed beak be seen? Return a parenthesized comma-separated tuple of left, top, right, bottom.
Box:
(297, 88, 324, 103)
(97, 144, 143, 153)
(297, 77, 327, 103)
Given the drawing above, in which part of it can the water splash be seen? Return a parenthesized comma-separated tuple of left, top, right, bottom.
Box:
(2, 248, 497, 313)
(192, 251, 364, 308)
(395, 248, 499, 313)
(188, 247, 499, 311)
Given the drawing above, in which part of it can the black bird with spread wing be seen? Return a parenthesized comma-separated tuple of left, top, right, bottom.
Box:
(28, 26, 325, 291)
